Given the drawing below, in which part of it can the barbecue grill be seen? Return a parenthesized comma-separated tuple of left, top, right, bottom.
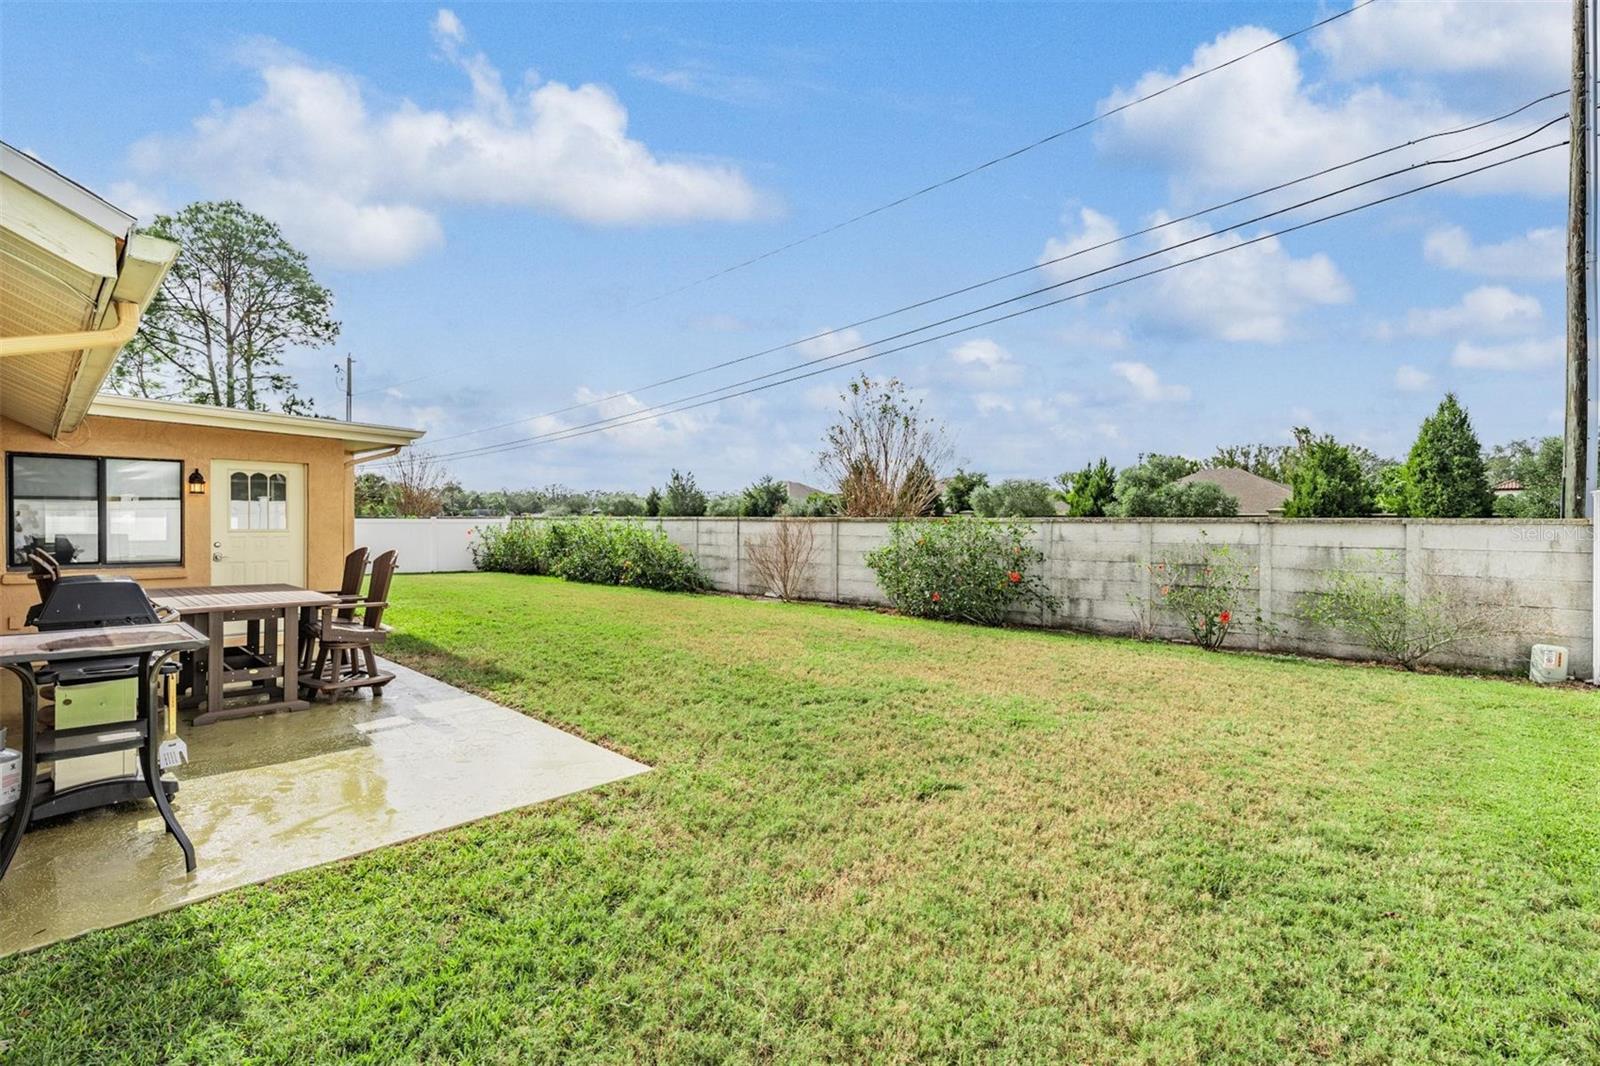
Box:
(0, 564, 205, 879)
(24, 572, 185, 810)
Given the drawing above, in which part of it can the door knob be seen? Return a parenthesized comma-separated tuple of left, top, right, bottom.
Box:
(213, 552, 224, 561)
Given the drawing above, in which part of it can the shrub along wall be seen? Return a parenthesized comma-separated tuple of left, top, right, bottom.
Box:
(366, 515, 1592, 676)
(653, 516, 1591, 676)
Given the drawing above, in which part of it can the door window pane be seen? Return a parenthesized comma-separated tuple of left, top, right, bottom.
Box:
(9, 456, 99, 566)
(250, 472, 270, 529)
(230, 472, 249, 530)
(269, 474, 288, 530)
(105, 459, 181, 564)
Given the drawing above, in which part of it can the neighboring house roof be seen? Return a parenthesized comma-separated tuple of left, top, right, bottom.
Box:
(786, 480, 826, 501)
(1, 141, 178, 438)
(89, 394, 425, 454)
(1492, 479, 1524, 494)
(1175, 467, 1292, 516)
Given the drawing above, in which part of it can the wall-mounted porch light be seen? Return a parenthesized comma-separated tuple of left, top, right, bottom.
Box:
(187, 469, 207, 496)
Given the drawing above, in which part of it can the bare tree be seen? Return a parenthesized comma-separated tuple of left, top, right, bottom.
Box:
(819, 375, 953, 517)
(388, 451, 445, 517)
(746, 520, 820, 601)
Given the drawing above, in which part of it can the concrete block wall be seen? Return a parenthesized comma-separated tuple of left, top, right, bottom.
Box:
(368, 515, 1592, 676)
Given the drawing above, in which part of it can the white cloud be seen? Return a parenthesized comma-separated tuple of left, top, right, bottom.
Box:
(1423, 225, 1564, 281)
(432, 8, 465, 44)
(1111, 360, 1190, 403)
(105, 181, 165, 222)
(631, 63, 775, 107)
(1400, 285, 1542, 339)
(950, 338, 1012, 371)
(801, 384, 839, 410)
(973, 392, 1015, 416)
(128, 8, 765, 269)
(948, 338, 1022, 386)
(1452, 336, 1561, 371)
(1095, 27, 1449, 195)
(796, 327, 866, 361)
(1056, 320, 1129, 351)
(1042, 209, 1350, 343)
(1040, 206, 1125, 276)
(1393, 364, 1432, 392)
(1314, 0, 1565, 85)
(1019, 392, 1081, 420)
(529, 385, 711, 451)
(1092, 24, 1561, 200)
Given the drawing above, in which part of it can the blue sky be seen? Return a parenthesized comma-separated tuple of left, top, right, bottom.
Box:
(1, 1, 1574, 492)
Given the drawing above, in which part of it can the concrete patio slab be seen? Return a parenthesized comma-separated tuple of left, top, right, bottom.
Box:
(0, 659, 648, 956)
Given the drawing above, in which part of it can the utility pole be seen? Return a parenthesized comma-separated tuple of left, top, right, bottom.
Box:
(334, 355, 355, 421)
(1565, 0, 1590, 518)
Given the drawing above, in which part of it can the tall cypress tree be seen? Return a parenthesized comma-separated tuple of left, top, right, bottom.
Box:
(1405, 394, 1493, 518)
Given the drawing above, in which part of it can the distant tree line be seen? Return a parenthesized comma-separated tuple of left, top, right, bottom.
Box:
(936, 393, 1553, 521)
(357, 388, 1557, 523)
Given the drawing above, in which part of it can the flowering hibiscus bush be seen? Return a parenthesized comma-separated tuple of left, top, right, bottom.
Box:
(1149, 533, 1270, 650)
(866, 518, 1059, 626)
(472, 518, 703, 592)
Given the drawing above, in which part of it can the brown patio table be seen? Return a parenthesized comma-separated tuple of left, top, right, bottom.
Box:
(149, 585, 338, 725)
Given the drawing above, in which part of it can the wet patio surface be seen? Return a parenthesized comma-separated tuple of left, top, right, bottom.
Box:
(0, 659, 649, 956)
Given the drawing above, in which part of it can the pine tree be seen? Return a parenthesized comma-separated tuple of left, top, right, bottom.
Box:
(660, 470, 707, 517)
(1283, 434, 1374, 517)
(1405, 394, 1493, 518)
(1056, 458, 1117, 517)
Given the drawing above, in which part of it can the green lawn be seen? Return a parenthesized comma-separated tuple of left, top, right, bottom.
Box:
(3, 573, 1598, 1063)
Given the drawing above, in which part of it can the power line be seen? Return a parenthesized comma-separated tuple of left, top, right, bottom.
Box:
(410, 122, 1566, 465)
(352, 370, 437, 397)
(355, 0, 1394, 408)
(420, 89, 1565, 451)
(387, 136, 1561, 464)
(479, 142, 1566, 455)
(396, 140, 1566, 468)
(632, 0, 1385, 305)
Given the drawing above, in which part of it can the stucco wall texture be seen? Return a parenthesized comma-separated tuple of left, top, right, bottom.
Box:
(1, 411, 356, 730)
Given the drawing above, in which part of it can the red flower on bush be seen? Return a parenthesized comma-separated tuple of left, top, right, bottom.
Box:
(1218, 610, 1231, 625)
(1007, 570, 1021, 584)
(931, 591, 941, 602)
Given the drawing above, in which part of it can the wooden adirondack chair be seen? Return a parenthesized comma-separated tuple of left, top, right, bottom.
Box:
(24, 548, 60, 605)
(300, 547, 369, 671)
(301, 549, 398, 700)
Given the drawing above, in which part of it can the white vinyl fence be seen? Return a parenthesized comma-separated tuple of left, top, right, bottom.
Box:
(356, 517, 507, 574)
(357, 515, 1592, 677)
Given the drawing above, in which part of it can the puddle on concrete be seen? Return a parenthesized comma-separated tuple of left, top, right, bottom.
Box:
(0, 659, 649, 956)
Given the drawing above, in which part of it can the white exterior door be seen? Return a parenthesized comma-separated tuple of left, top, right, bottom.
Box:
(210, 460, 306, 585)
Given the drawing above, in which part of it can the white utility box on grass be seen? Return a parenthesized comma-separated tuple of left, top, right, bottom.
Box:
(1529, 645, 1569, 685)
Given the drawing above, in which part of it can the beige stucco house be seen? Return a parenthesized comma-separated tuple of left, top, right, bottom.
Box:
(1, 146, 421, 652)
